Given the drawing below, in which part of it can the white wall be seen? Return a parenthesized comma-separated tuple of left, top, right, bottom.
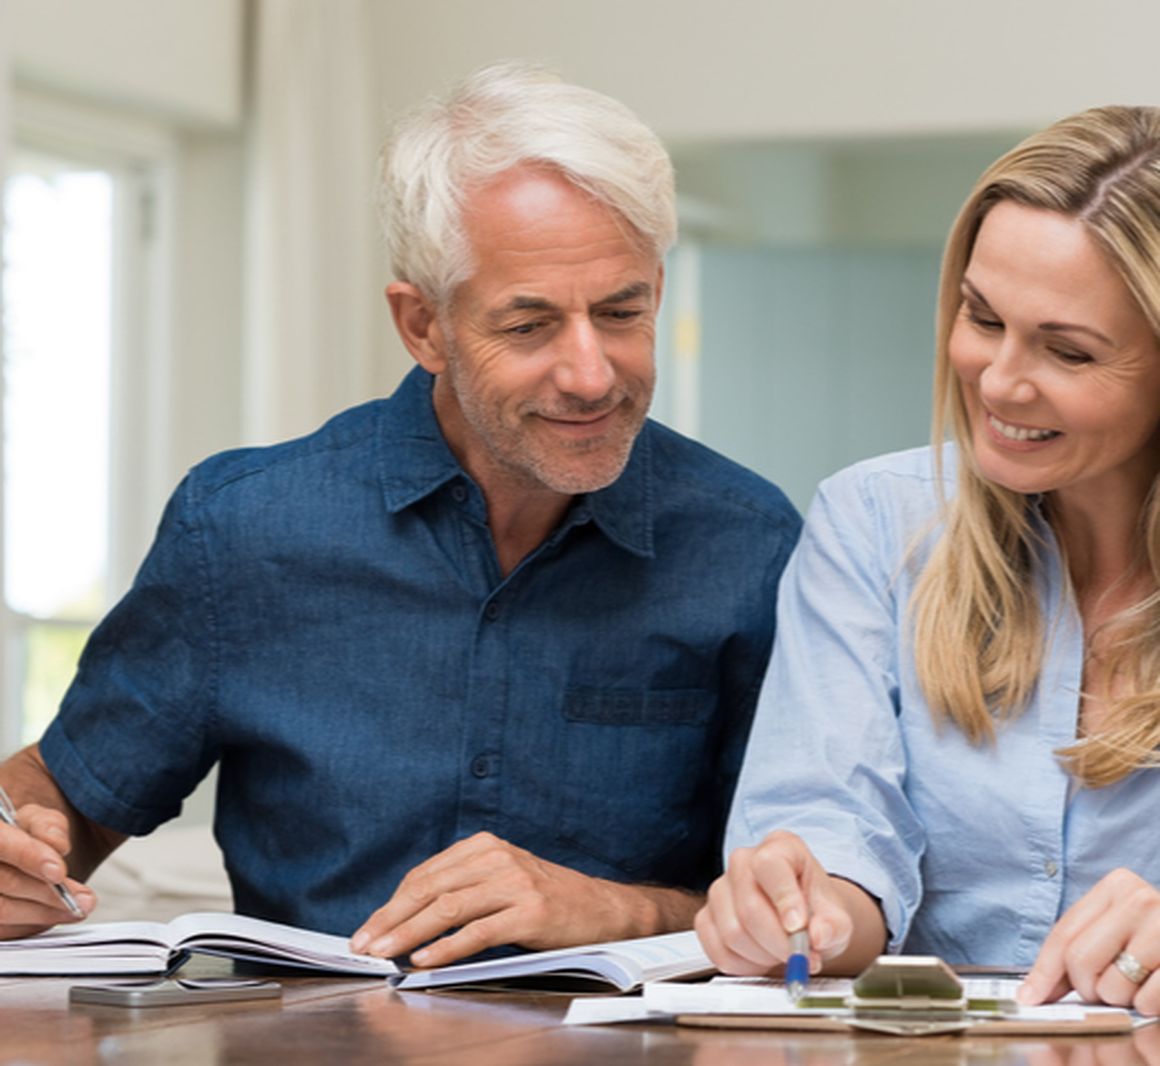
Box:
(9, 0, 243, 127)
(371, 0, 1160, 141)
(170, 132, 246, 471)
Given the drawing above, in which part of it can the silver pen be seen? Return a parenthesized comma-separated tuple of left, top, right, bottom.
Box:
(0, 783, 85, 918)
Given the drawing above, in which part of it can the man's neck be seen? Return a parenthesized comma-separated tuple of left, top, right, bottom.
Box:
(429, 373, 578, 577)
(484, 484, 573, 577)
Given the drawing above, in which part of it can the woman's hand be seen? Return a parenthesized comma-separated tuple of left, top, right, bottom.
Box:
(694, 830, 885, 977)
(1019, 868, 1160, 1016)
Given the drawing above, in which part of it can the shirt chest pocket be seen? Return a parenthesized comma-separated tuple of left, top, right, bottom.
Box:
(555, 687, 718, 876)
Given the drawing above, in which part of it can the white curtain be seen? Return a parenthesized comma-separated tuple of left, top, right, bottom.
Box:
(245, 0, 408, 445)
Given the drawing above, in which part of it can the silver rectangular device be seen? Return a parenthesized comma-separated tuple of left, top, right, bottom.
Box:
(69, 977, 282, 1008)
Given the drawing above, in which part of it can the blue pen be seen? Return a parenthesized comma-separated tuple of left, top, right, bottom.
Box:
(786, 928, 810, 1002)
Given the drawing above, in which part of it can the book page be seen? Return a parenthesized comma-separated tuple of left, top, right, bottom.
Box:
(397, 929, 709, 991)
(0, 920, 171, 951)
(600, 931, 711, 981)
(0, 912, 399, 977)
(0, 920, 176, 975)
(166, 912, 399, 976)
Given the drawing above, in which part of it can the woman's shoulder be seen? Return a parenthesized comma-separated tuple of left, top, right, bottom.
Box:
(817, 443, 954, 509)
(824, 443, 953, 493)
(806, 444, 955, 556)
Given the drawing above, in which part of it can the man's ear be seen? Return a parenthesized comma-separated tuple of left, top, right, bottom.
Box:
(386, 282, 448, 374)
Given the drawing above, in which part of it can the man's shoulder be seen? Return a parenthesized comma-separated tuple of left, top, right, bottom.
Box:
(641, 419, 800, 530)
(186, 399, 388, 503)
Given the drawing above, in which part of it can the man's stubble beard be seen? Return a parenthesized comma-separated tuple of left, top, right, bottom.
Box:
(441, 341, 652, 496)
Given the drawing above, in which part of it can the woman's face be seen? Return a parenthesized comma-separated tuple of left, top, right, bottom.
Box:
(949, 201, 1160, 509)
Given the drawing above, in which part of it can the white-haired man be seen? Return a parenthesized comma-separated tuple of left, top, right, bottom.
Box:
(0, 64, 800, 968)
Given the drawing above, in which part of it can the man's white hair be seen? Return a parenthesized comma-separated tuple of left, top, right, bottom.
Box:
(378, 61, 677, 307)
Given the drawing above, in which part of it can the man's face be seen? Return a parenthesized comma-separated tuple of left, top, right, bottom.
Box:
(430, 166, 661, 498)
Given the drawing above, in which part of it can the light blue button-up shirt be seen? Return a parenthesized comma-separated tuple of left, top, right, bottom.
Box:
(727, 444, 1160, 966)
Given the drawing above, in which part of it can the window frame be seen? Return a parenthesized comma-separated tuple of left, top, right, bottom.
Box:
(1, 89, 177, 752)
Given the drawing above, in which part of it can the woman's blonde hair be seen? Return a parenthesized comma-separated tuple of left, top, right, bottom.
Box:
(913, 105, 1160, 787)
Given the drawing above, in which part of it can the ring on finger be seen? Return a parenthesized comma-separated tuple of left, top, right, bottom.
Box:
(1114, 950, 1151, 986)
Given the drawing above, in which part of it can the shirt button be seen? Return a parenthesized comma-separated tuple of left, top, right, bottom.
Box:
(470, 755, 490, 778)
(451, 484, 467, 503)
(484, 602, 500, 621)
(1044, 859, 1059, 878)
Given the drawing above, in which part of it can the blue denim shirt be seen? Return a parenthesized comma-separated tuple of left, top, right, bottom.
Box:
(42, 368, 801, 936)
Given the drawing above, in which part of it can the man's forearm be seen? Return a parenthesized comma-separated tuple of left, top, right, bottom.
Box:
(603, 881, 705, 940)
(0, 744, 125, 879)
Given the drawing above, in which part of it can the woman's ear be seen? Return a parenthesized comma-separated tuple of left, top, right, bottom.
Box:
(386, 282, 449, 374)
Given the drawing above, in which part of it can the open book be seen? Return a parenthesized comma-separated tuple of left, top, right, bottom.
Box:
(397, 929, 713, 993)
(0, 911, 400, 978)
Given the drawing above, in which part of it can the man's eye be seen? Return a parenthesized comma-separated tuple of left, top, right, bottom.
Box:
(602, 309, 643, 322)
(506, 321, 543, 336)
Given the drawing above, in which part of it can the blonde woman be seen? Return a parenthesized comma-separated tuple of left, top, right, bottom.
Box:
(696, 105, 1160, 1015)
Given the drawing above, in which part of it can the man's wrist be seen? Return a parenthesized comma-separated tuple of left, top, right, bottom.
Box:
(602, 880, 703, 938)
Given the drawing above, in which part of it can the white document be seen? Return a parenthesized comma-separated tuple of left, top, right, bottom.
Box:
(562, 995, 662, 1026)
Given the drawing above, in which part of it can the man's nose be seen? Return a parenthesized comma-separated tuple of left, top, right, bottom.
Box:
(553, 319, 616, 400)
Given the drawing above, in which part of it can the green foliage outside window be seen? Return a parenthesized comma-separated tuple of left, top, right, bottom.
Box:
(21, 623, 91, 745)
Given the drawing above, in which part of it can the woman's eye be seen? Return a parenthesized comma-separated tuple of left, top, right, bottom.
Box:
(964, 307, 1002, 331)
(1050, 348, 1093, 366)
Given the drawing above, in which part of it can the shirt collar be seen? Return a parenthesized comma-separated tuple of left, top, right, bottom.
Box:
(582, 429, 655, 559)
(376, 366, 655, 559)
(376, 367, 464, 512)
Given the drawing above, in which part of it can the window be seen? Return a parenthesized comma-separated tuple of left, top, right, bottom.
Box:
(0, 94, 172, 754)
(2, 153, 113, 746)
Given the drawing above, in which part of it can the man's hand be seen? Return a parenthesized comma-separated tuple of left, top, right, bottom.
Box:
(0, 743, 123, 939)
(0, 799, 95, 938)
(1019, 868, 1160, 1016)
(350, 831, 701, 967)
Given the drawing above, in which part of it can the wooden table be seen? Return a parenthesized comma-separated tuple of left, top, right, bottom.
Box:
(2, 961, 1157, 1065)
